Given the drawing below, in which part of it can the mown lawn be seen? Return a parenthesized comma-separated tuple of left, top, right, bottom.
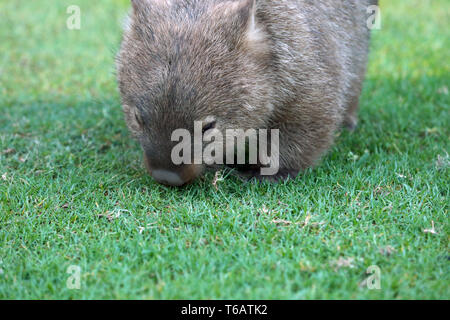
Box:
(0, 0, 448, 299)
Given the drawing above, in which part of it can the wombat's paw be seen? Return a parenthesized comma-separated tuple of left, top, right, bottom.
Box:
(259, 169, 300, 183)
(343, 115, 358, 131)
(231, 167, 262, 182)
(236, 168, 299, 183)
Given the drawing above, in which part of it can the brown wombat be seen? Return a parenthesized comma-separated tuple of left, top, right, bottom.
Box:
(116, 0, 377, 186)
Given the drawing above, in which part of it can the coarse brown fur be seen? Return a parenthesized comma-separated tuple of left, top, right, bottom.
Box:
(116, 0, 377, 185)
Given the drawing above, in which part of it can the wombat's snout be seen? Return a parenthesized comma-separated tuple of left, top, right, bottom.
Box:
(144, 153, 203, 187)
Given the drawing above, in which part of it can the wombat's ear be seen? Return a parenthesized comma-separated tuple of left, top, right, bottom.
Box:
(212, 0, 267, 52)
(131, 0, 145, 12)
(212, 0, 256, 29)
(230, 0, 256, 23)
(131, 0, 168, 12)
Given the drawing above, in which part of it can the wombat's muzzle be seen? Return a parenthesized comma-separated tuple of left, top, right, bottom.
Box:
(144, 153, 203, 187)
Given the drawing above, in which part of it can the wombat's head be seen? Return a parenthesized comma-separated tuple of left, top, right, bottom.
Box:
(117, 0, 273, 186)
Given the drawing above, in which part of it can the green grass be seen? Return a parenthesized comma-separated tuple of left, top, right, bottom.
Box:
(0, 0, 449, 299)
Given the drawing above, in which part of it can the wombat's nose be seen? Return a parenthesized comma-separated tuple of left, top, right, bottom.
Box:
(151, 170, 186, 187)
(144, 153, 203, 186)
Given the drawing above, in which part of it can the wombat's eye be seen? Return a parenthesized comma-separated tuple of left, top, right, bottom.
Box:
(134, 112, 143, 127)
(202, 121, 216, 134)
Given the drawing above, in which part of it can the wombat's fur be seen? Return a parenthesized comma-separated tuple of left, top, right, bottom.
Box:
(117, 0, 377, 186)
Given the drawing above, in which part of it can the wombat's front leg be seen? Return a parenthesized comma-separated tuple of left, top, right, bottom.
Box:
(235, 124, 333, 182)
(232, 133, 302, 182)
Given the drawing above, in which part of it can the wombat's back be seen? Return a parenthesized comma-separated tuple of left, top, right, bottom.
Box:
(255, 0, 377, 169)
(259, 0, 375, 111)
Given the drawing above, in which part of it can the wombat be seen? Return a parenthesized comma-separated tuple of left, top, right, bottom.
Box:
(116, 0, 377, 186)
